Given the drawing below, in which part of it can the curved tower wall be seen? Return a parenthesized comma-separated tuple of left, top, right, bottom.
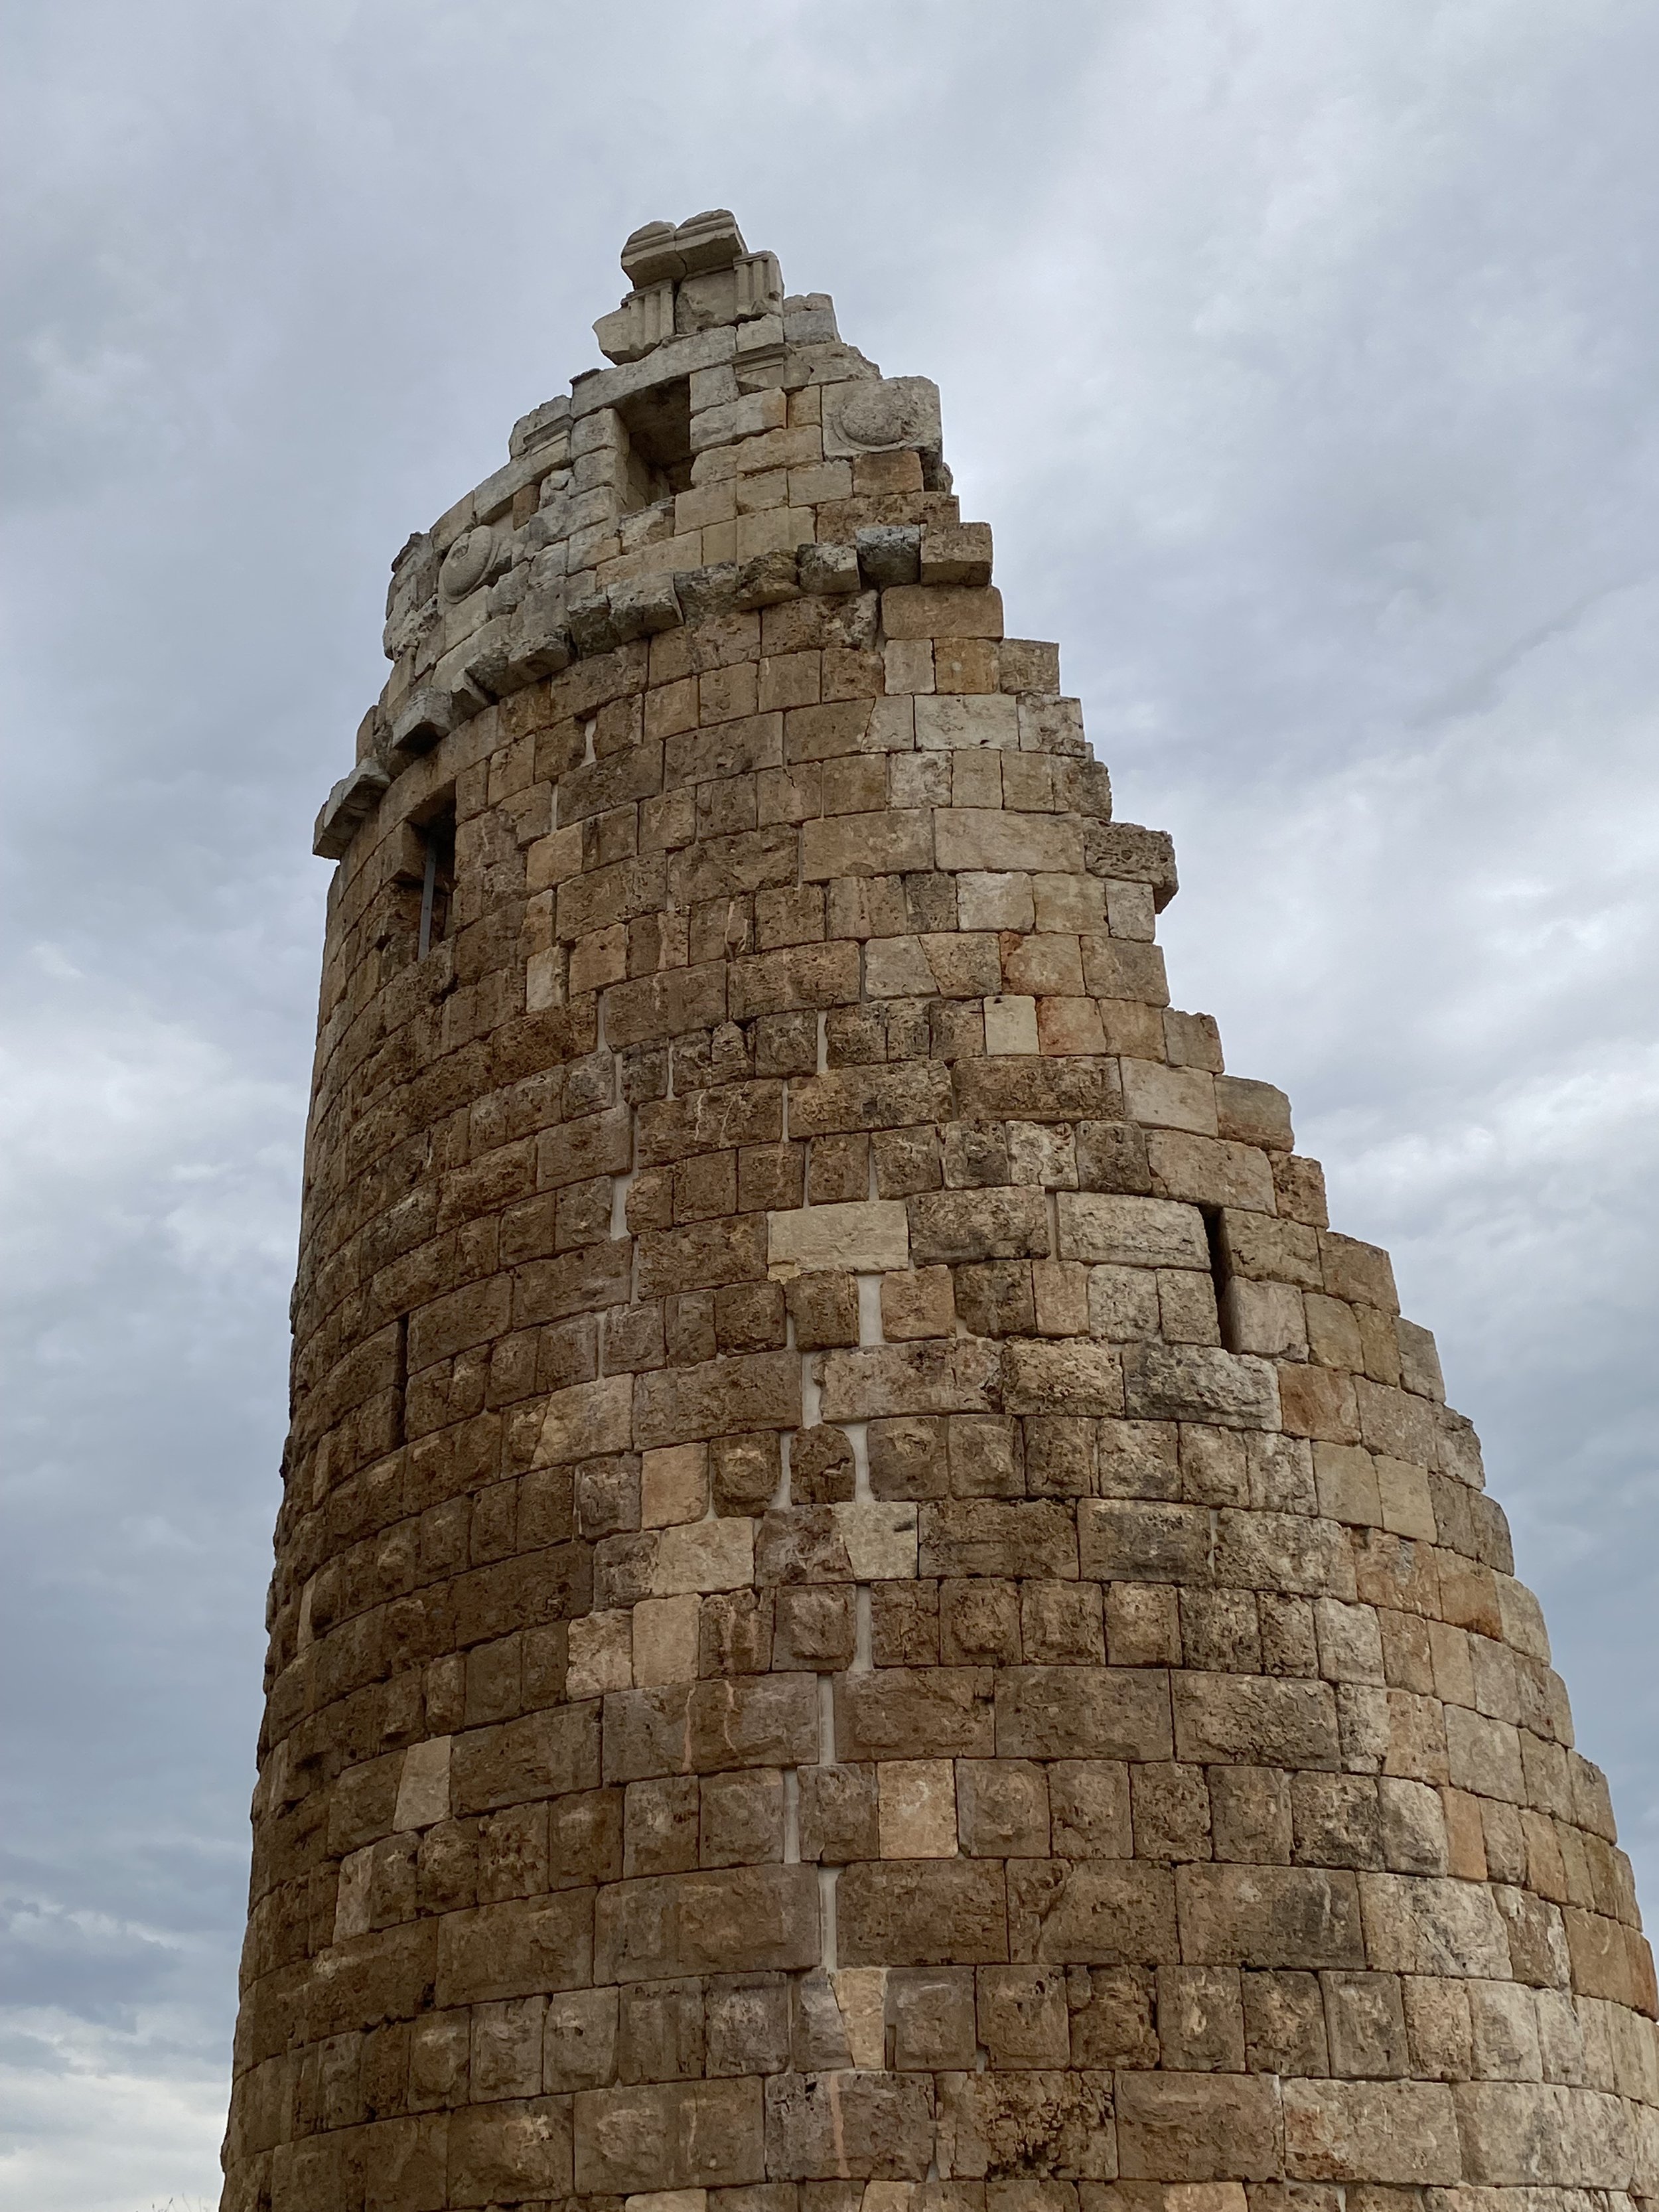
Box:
(224, 212, 1659, 2209)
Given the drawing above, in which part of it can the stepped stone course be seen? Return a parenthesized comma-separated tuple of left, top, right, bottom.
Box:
(226, 211, 1659, 2210)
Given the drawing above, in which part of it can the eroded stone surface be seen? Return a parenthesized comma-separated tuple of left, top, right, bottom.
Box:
(236, 215, 1659, 2211)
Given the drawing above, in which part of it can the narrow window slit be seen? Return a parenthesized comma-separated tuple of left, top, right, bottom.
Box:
(413, 798, 455, 958)
(1199, 1205, 1236, 1347)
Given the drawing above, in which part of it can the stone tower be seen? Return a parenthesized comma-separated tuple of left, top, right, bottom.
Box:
(223, 212, 1659, 2209)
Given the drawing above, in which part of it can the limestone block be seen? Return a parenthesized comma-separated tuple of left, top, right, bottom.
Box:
(762, 2068, 936, 2181)
(569, 1611, 634, 1698)
(1001, 1339, 1125, 1417)
(1176, 1864, 1365, 1970)
(507, 583, 573, 683)
(595, 282, 677, 365)
(1452, 2078, 1634, 2186)
(994, 1666, 1173, 1761)
(767, 1199, 910, 1275)
(642, 1442, 708, 1528)
(1114, 2073, 1278, 2183)
(908, 1189, 1050, 1264)
(1358, 1872, 1513, 1977)
(934, 2068, 1118, 2181)
(621, 219, 687, 287)
(823, 376, 942, 460)
(857, 524, 922, 587)
(837, 1860, 1009, 1966)
(573, 2076, 765, 2193)
(836, 1667, 995, 1762)
(879, 1759, 959, 1857)
(935, 808, 1081, 874)
(313, 758, 390, 859)
(609, 571, 683, 639)
(634, 1351, 801, 1446)
(883, 585, 1004, 642)
(1055, 1191, 1208, 1269)
(1123, 1344, 1280, 1430)
(820, 1343, 1001, 1424)
(983, 995, 1040, 1053)
(882, 1265, 956, 1340)
(916, 694, 1020, 751)
(652, 1517, 756, 1596)
(1222, 1277, 1308, 1359)
(798, 539, 861, 594)
(920, 522, 993, 589)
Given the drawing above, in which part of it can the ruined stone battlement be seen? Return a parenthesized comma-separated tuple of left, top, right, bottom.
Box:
(229, 216, 1659, 2210)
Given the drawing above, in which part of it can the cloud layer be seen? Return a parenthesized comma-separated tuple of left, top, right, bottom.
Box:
(5, 3, 1659, 2201)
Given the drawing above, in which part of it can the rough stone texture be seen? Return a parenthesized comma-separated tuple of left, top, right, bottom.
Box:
(232, 214, 1659, 2211)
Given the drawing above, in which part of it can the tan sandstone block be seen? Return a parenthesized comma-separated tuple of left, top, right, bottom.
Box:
(642, 1443, 709, 1528)
(879, 1760, 960, 1857)
(1281, 2079, 1462, 2183)
(633, 1595, 701, 1684)
(767, 1199, 910, 1274)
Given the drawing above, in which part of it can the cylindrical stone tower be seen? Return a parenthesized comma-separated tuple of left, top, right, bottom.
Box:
(224, 212, 1659, 2209)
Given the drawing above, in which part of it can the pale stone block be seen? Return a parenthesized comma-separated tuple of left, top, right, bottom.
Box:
(676, 481, 736, 531)
(1033, 1260, 1089, 1335)
(735, 467, 788, 514)
(1056, 1191, 1208, 1269)
(768, 1199, 910, 1274)
(789, 461, 853, 504)
(822, 374, 942, 459)
(864, 937, 938, 998)
(569, 1609, 634, 1698)
(633, 1595, 701, 1684)
(626, 2193, 707, 2212)
(332, 1844, 374, 1941)
(867, 696, 916, 751)
(1002, 1338, 1125, 1417)
(958, 872, 1034, 931)
(1032, 872, 1106, 932)
(689, 388, 787, 452)
(1313, 1597, 1386, 1684)
(934, 809, 1083, 873)
(1088, 1263, 1160, 1341)
(830, 1499, 918, 1581)
(879, 1759, 958, 1856)
(831, 1968, 889, 2070)
(1106, 879, 1157, 939)
(538, 1374, 634, 1465)
(920, 522, 993, 589)
(881, 1266, 955, 1341)
(1008, 1121, 1080, 1189)
(1313, 1441, 1382, 1528)
(394, 1736, 452, 1831)
(883, 640, 935, 694)
(798, 540, 860, 594)
(1378, 1776, 1449, 1875)
(951, 750, 1002, 809)
(1377, 1455, 1436, 1541)
(984, 995, 1039, 1053)
(1221, 1278, 1309, 1360)
(653, 1516, 756, 1595)
(642, 1443, 708, 1528)
(1121, 1059, 1219, 1136)
(735, 507, 814, 562)
(915, 694, 1020, 751)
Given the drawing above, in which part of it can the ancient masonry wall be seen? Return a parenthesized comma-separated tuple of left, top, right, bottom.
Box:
(224, 212, 1659, 2209)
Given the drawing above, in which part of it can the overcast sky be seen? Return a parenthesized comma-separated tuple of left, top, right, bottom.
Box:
(5, 3, 1659, 2204)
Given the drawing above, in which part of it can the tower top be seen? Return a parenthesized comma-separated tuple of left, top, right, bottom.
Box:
(313, 210, 952, 857)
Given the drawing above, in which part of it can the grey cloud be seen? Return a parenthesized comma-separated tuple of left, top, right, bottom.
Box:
(6, 1, 1659, 2202)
